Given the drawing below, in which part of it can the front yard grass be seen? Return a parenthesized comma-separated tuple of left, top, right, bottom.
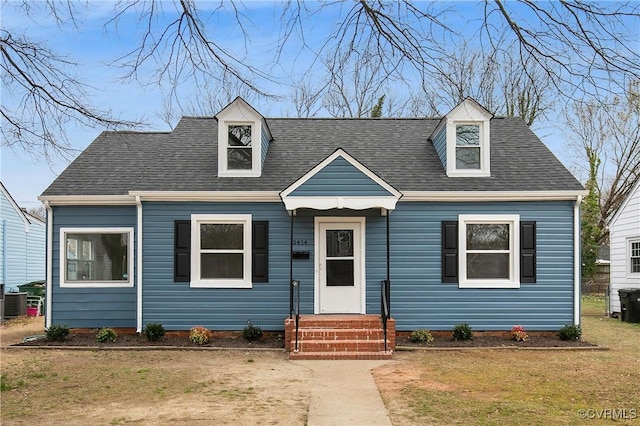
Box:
(375, 295, 640, 425)
(2, 296, 638, 425)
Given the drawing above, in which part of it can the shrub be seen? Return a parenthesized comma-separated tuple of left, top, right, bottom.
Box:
(511, 325, 529, 342)
(558, 324, 582, 341)
(410, 329, 434, 344)
(96, 328, 118, 343)
(45, 324, 70, 342)
(242, 320, 263, 342)
(144, 323, 166, 342)
(452, 323, 473, 341)
(189, 326, 210, 345)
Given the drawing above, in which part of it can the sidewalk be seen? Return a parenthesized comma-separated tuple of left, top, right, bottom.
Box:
(292, 360, 393, 426)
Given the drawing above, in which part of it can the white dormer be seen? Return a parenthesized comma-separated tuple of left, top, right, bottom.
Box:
(431, 98, 493, 177)
(215, 97, 272, 177)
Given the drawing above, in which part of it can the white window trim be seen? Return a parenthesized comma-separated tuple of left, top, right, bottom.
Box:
(217, 122, 261, 177)
(59, 227, 134, 288)
(190, 214, 252, 288)
(628, 237, 640, 276)
(458, 214, 520, 288)
(446, 120, 491, 177)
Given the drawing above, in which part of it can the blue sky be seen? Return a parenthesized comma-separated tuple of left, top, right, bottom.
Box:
(0, 1, 600, 208)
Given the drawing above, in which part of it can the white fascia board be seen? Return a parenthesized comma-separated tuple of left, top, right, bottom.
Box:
(282, 196, 399, 211)
(400, 190, 588, 202)
(129, 191, 281, 202)
(37, 195, 136, 206)
(280, 148, 402, 199)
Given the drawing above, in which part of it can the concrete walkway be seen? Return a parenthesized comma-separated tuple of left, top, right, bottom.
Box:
(292, 360, 393, 426)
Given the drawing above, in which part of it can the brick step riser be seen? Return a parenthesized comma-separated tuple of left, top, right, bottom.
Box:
(295, 330, 386, 340)
(290, 340, 390, 352)
(289, 352, 394, 360)
(295, 321, 384, 329)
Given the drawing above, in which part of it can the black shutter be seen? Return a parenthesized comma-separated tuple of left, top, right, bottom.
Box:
(520, 221, 536, 283)
(174, 220, 191, 282)
(252, 221, 269, 283)
(442, 221, 458, 283)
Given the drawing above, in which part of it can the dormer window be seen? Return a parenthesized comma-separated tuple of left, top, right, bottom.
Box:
(227, 124, 254, 170)
(430, 98, 492, 178)
(455, 123, 481, 170)
(215, 97, 272, 178)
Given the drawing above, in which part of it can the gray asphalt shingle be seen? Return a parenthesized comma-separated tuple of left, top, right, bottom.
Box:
(41, 116, 584, 196)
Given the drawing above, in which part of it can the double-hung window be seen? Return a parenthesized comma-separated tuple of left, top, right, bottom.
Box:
(227, 124, 253, 170)
(455, 124, 481, 169)
(630, 240, 640, 274)
(458, 215, 520, 288)
(60, 227, 134, 287)
(190, 214, 252, 288)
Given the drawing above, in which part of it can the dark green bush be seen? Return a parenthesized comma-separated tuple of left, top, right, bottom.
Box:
(452, 323, 473, 341)
(144, 323, 166, 342)
(242, 320, 263, 342)
(558, 324, 582, 341)
(410, 329, 434, 343)
(96, 328, 117, 343)
(46, 324, 70, 342)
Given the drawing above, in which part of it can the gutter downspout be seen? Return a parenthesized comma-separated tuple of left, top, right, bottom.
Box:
(44, 201, 53, 329)
(574, 196, 582, 325)
(135, 196, 143, 333)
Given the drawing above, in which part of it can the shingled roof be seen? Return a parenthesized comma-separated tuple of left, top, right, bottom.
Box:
(41, 116, 584, 196)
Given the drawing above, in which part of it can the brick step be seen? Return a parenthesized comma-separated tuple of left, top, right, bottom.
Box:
(290, 339, 390, 353)
(295, 328, 387, 340)
(289, 351, 394, 360)
(293, 315, 384, 329)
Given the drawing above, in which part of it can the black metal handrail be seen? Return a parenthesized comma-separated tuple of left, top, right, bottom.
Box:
(292, 279, 300, 351)
(381, 279, 390, 352)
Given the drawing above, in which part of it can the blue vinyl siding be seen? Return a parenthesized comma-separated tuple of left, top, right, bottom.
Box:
(386, 201, 576, 331)
(50, 206, 137, 328)
(1, 191, 45, 288)
(289, 157, 393, 197)
(143, 202, 300, 330)
(261, 125, 270, 169)
(432, 125, 447, 169)
(52, 199, 576, 331)
(141, 200, 574, 331)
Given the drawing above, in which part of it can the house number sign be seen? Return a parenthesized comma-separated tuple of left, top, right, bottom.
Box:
(292, 239, 309, 246)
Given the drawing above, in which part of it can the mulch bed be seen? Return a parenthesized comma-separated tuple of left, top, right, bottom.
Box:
(396, 335, 596, 348)
(15, 332, 286, 349)
(14, 332, 596, 349)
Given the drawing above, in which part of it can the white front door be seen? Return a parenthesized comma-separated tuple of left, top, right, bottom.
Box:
(316, 218, 365, 314)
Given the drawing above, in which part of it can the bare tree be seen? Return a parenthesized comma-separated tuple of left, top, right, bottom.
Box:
(27, 205, 47, 221)
(421, 40, 556, 125)
(291, 77, 325, 118)
(1, 28, 138, 162)
(3, 0, 639, 159)
(323, 48, 393, 118)
(107, 0, 273, 98)
(566, 81, 640, 243)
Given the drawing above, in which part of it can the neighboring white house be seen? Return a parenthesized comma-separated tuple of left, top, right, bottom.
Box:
(0, 182, 46, 290)
(608, 178, 640, 315)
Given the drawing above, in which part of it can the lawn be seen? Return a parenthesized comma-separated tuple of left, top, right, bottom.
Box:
(374, 295, 640, 425)
(1, 296, 638, 425)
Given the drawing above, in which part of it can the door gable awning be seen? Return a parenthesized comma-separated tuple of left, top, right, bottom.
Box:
(280, 148, 402, 211)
